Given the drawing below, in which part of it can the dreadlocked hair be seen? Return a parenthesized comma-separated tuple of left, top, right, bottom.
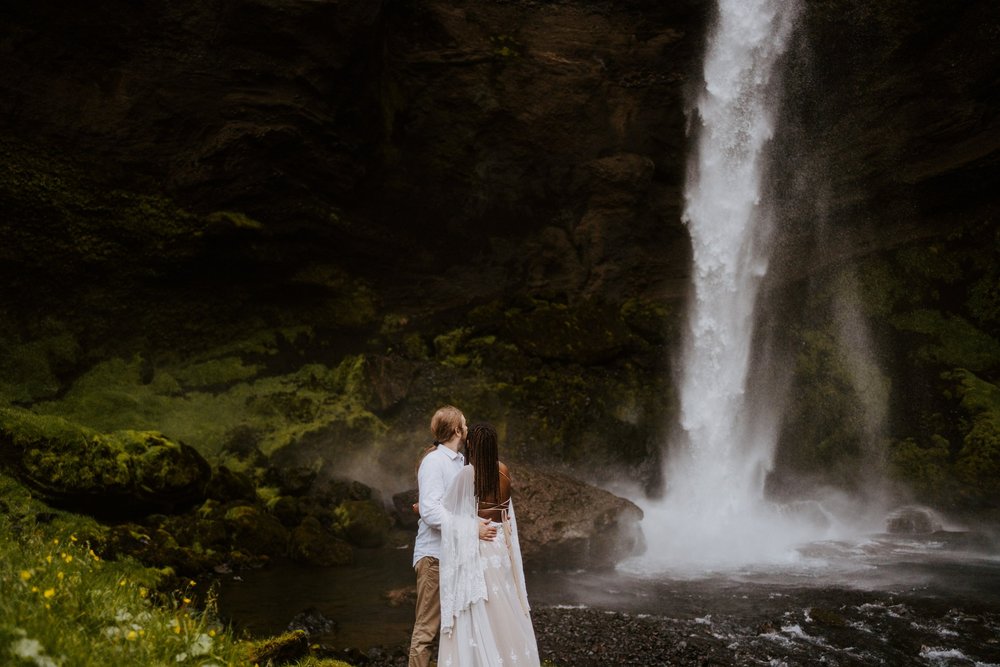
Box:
(467, 422, 500, 503)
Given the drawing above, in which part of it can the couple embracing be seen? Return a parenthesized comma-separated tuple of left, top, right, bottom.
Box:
(408, 406, 540, 667)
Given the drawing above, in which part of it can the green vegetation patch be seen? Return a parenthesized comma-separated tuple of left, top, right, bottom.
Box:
(33, 352, 386, 458)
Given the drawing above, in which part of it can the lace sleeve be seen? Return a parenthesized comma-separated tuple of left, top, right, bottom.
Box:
(439, 465, 488, 636)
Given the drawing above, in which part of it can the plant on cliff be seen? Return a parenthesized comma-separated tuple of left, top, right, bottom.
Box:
(31, 347, 386, 459)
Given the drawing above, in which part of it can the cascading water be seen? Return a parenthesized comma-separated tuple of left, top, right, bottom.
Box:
(626, 0, 840, 572)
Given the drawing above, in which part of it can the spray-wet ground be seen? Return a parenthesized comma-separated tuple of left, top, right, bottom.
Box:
(219, 531, 1000, 666)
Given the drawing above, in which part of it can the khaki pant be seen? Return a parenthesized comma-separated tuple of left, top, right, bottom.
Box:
(408, 556, 440, 667)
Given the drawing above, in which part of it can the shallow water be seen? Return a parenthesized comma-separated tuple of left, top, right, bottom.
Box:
(219, 531, 1000, 665)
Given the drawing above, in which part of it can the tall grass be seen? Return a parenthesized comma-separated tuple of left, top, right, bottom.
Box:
(0, 470, 250, 666)
(0, 473, 359, 667)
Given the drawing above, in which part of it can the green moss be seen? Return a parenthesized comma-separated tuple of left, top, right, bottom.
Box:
(891, 310, 1000, 372)
(245, 629, 309, 665)
(170, 356, 261, 388)
(489, 34, 521, 58)
(333, 500, 392, 548)
(433, 327, 472, 359)
(401, 332, 430, 360)
(950, 370, 1000, 505)
(776, 323, 891, 489)
(205, 210, 264, 230)
(0, 408, 210, 511)
(0, 331, 80, 404)
(33, 350, 386, 458)
(889, 436, 957, 505)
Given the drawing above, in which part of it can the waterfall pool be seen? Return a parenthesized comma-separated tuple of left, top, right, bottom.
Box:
(218, 529, 1000, 665)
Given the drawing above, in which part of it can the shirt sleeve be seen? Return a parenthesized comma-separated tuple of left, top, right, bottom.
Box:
(418, 453, 447, 530)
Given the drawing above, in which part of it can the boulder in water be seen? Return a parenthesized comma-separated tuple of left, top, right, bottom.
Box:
(886, 506, 942, 534)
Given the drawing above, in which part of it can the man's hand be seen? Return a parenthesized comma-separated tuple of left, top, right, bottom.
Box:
(478, 518, 497, 541)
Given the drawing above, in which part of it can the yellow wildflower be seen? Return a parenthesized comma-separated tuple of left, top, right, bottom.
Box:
(62, 553, 73, 564)
(57, 572, 65, 581)
(189, 580, 196, 587)
(89, 549, 100, 561)
(183, 597, 191, 604)
(173, 624, 181, 635)
(119, 578, 127, 587)
(126, 630, 137, 641)
(19, 570, 32, 581)
(46, 555, 53, 564)
(208, 629, 216, 637)
(139, 587, 148, 598)
(31, 586, 39, 593)
(52, 538, 59, 545)
(70, 534, 78, 542)
(43, 588, 55, 598)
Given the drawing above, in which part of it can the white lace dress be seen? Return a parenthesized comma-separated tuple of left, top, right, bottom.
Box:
(438, 466, 540, 667)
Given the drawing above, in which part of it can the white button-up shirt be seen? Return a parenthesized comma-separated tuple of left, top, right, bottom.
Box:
(412, 444, 466, 566)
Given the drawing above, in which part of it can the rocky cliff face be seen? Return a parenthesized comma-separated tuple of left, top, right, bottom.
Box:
(1, 0, 998, 507)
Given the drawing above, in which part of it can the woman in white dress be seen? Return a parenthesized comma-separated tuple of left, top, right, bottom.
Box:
(438, 423, 540, 667)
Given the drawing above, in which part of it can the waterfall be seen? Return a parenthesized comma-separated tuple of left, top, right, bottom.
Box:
(628, 0, 833, 572)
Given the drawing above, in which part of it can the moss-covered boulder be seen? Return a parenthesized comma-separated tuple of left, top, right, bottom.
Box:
(289, 516, 353, 566)
(0, 407, 210, 517)
(244, 629, 309, 665)
(206, 465, 256, 503)
(222, 504, 289, 556)
(333, 499, 393, 548)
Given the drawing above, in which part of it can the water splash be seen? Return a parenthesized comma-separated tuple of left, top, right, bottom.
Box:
(629, 0, 830, 572)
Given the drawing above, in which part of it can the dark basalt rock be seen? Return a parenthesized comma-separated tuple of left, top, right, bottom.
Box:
(287, 606, 338, 637)
(289, 515, 354, 566)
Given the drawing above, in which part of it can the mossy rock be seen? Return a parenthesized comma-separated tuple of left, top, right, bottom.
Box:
(206, 465, 257, 503)
(503, 299, 635, 364)
(289, 516, 354, 566)
(223, 504, 290, 556)
(0, 407, 210, 517)
(245, 629, 309, 665)
(333, 499, 393, 548)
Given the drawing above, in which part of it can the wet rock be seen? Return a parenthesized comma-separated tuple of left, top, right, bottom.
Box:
(265, 464, 318, 496)
(513, 465, 644, 569)
(271, 495, 305, 527)
(223, 504, 289, 556)
(391, 489, 420, 530)
(287, 606, 337, 636)
(364, 354, 417, 413)
(335, 499, 393, 548)
(245, 629, 309, 665)
(207, 465, 256, 503)
(0, 407, 210, 517)
(886, 506, 942, 534)
(289, 516, 353, 566)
